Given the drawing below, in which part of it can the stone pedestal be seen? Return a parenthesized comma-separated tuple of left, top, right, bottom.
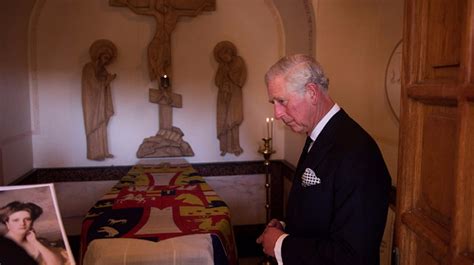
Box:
(136, 127, 194, 158)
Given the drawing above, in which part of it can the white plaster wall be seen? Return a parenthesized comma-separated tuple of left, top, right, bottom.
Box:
(205, 174, 266, 225)
(55, 180, 117, 235)
(0, 0, 36, 184)
(284, 0, 403, 185)
(32, 0, 282, 168)
(315, 0, 403, 184)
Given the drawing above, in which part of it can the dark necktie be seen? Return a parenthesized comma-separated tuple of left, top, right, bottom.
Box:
(296, 136, 313, 172)
(303, 136, 313, 153)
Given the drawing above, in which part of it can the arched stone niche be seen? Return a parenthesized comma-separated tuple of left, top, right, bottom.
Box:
(267, 0, 315, 57)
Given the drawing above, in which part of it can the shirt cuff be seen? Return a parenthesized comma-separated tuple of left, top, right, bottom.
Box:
(274, 233, 289, 265)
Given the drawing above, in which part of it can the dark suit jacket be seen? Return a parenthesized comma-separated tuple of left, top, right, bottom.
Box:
(282, 109, 391, 265)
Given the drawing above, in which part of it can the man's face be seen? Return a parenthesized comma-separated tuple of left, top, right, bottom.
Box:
(267, 76, 313, 134)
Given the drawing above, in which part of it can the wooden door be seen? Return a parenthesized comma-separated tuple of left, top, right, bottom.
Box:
(395, 0, 474, 264)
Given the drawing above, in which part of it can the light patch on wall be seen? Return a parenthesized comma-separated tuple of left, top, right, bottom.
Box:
(28, 0, 46, 134)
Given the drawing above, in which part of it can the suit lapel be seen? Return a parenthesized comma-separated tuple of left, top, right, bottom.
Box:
(298, 110, 349, 173)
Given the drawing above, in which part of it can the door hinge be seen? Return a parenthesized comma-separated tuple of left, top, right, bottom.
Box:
(392, 247, 399, 265)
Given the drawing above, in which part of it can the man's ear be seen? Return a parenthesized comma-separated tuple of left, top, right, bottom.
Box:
(305, 83, 320, 104)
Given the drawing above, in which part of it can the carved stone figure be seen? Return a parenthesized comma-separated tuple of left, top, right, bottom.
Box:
(110, 0, 216, 81)
(214, 41, 247, 156)
(81, 39, 117, 161)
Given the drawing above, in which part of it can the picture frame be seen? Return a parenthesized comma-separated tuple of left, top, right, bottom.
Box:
(0, 183, 75, 265)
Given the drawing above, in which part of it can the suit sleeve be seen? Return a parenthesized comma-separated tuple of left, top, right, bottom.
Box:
(281, 143, 391, 265)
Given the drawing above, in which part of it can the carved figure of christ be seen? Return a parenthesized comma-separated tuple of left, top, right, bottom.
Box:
(110, 0, 215, 81)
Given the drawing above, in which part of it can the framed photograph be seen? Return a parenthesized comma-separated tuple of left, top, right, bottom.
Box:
(0, 183, 75, 265)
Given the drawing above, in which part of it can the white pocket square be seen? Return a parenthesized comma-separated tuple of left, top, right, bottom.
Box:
(301, 168, 321, 187)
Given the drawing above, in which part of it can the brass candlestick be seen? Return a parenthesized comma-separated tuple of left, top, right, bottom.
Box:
(258, 137, 275, 223)
(258, 137, 276, 265)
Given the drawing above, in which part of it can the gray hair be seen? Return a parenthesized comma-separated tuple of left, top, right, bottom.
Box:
(264, 54, 329, 94)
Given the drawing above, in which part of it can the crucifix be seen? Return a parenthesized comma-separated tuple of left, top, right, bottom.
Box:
(109, 0, 215, 157)
(135, 76, 194, 157)
(110, 0, 216, 81)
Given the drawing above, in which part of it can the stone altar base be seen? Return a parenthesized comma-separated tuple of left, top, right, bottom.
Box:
(136, 127, 194, 158)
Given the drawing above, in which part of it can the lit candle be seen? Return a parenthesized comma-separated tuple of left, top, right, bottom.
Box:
(270, 117, 274, 150)
(270, 117, 274, 140)
(160, 74, 170, 88)
(266, 117, 270, 139)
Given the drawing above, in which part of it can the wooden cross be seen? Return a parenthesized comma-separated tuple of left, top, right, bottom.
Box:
(149, 86, 182, 130)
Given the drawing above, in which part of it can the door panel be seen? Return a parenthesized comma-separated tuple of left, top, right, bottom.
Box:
(422, 0, 464, 81)
(418, 104, 456, 227)
(415, 236, 447, 265)
(396, 0, 474, 264)
(463, 103, 474, 254)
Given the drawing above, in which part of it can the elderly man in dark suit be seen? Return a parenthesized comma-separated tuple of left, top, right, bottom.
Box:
(257, 54, 392, 265)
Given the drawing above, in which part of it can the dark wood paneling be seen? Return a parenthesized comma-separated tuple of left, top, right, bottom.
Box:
(418, 104, 457, 228)
(420, 0, 464, 81)
(415, 234, 447, 265)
